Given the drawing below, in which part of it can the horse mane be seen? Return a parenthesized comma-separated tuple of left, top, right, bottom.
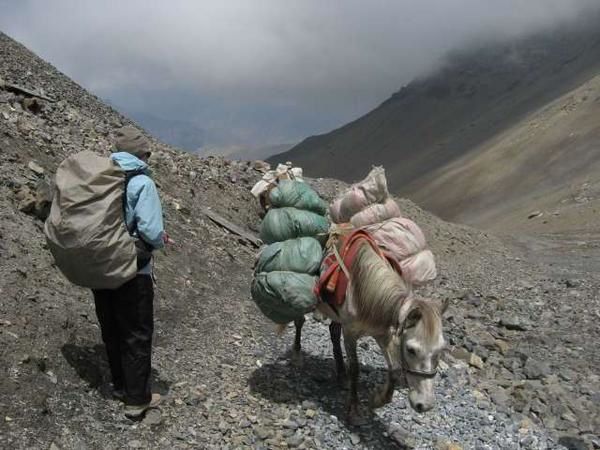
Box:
(350, 243, 442, 341)
(350, 243, 409, 327)
(407, 298, 443, 344)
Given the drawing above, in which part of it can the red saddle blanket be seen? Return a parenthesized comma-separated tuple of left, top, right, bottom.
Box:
(315, 229, 402, 306)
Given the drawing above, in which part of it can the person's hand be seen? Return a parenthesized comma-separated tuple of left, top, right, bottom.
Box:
(163, 231, 176, 245)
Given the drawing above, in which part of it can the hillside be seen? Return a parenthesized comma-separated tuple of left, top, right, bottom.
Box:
(413, 74, 600, 231)
(0, 31, 598, 450)
(271, 11, 600, 229)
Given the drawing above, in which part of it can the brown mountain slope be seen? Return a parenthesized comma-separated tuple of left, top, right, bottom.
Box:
(412, 74, 600, 232)
(270, 12, 600, 227)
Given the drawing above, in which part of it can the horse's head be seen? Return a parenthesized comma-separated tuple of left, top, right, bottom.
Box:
(388, 297, 448, 413)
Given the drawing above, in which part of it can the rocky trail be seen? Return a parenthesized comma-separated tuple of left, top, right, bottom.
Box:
(0, 31, 598, 449)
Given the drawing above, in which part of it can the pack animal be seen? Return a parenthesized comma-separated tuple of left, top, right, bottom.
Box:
(291, 238, 448, 422)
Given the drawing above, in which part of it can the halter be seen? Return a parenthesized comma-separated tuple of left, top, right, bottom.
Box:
(399, 331, 439, 379)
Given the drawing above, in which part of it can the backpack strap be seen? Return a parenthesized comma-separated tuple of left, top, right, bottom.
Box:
(123, 169, 155, 270)
(123, 169, 146, 236)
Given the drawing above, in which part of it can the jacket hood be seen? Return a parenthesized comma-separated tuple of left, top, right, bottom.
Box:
(111, 152, 150, 173)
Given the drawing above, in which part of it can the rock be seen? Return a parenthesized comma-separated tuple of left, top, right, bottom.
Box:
(128, 441, 143, 449)
(469, 353, 484, 369)
(17, 188, 37, 214)
(286, 434, 304, 447)
(494, 339, 510, 355)
(528, 211, 543, 219)
(530, 398, 548, 415)
(489, 387, 510, 406)
(498, 316, 530, 331)
(557, 368, 576, 382)
(451, 348, 483, 369)
(45, 370, 58, 384)
(254, 426, 272, 440)
(304, 409, 316, 418)
(523, 358, 551, 379)
(301, 400, 317, 410)
(33, 179, 53, 220)
(558, 436, 591, 450)
(142, 409, 162, 426)
(23, 97, 43, 114)
(561, 411, 578, 423)
(28, 160, 45, 176)
(450, 348, 471, 362)
(282, 419, 299, 430)
(388, 422, 415, 448)
(350, 433, 361, 445)
(436, 441, 463, 450)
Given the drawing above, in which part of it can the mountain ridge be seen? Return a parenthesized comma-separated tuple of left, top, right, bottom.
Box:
(270, 12, 600, 228)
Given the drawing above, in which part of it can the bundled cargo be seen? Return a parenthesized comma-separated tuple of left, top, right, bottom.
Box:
(260, 207, 329, 245)
(350, 198, 402, 228)
(324, 166, 437, 288)
(399, 249, 437, 285)
(268, 180, 328, 215)
(366, 217, 426, 259)
(251, 163, 304, 209)
(255, 237, 323, 274)
(329, 166, 388, 223)
(251, 176, 328, 324)
(251, 272, 319, 324)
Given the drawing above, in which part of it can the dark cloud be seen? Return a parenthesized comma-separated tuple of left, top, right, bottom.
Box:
(1, 0, 597, 148)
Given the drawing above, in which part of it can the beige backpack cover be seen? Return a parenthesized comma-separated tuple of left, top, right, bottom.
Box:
(44, 151, 138, 289)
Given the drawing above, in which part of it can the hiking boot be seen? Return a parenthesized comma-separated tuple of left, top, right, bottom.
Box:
(112, 389, 125, 402)
(123, 393, 161, 419)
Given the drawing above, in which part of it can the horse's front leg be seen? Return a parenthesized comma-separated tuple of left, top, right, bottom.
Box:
(370, 335, 396, 408)
(329, 322, 346, 384)
(291, 316, 305, 366)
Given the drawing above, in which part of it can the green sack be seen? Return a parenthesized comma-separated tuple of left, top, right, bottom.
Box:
(269, 180, 328, 215)
(255, 237, 323, 274)
(251, 271, 318, 324)
(260, 207, 329, 245)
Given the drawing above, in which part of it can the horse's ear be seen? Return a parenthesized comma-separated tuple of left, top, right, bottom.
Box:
(437, 297, 450, 316)
(405, 307, 422, 329)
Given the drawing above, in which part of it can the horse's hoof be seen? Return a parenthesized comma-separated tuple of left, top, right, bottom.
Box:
(290, 351, 303, 367)
(369, 391, 392, 409)
(346, 406, 369, 427)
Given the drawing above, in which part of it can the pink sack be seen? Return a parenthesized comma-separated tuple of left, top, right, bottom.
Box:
(350, 198, 402, 228)
(400, 249, 437, 285)
(329, 186, 370, 223)
(329, 167, 389, 223)
(367, 217, 426, 260)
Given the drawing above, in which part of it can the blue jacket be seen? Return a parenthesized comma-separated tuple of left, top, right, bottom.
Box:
(111, 152, 165, 251)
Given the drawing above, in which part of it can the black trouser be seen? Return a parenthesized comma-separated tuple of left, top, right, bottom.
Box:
(92, 274, 154, 406)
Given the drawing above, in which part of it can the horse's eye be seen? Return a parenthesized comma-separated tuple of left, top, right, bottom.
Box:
(406, 347, 417, 356)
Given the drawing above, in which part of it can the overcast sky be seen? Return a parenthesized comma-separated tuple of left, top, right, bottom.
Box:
(0, 0, 597, 149)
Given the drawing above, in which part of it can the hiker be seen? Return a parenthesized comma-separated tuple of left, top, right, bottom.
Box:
(91, 126, 167, 418)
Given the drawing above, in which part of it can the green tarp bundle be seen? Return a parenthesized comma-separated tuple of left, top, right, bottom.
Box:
(251, 271, 319, 324)
(255, 237, 323, 274)
(269, 180, 328, 215)
(260, 207, 329, 245)
(252, 181, 329, 323)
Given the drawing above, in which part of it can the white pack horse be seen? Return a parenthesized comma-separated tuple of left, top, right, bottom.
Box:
(290, 239, 448, 422)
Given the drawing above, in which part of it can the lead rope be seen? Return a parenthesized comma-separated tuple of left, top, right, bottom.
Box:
(332, 241, 351, 282)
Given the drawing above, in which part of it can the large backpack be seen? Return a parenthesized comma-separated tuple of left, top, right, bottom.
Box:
(44, 151, 144, 289)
